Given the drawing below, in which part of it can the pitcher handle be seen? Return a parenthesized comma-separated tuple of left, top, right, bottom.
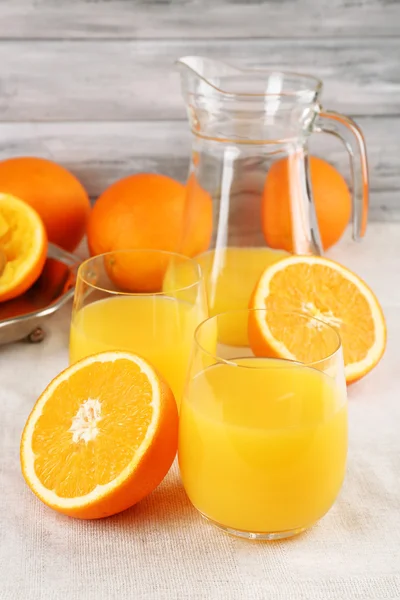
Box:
(316, 109, 369, 241)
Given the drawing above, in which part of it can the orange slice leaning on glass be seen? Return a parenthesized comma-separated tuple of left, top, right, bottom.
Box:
(249, 255, 386, 384)
(20, 351, 178, 519)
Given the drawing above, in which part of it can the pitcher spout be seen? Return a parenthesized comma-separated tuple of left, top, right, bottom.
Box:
(177, 56, 322, 99)
(176, 56, 245, 96)
(176, 56, 320, 142)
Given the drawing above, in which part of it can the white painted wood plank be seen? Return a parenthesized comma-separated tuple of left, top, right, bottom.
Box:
(0, 0, 398, 38)
(0, 118, 397, 221)
(0, 38, 398, 121)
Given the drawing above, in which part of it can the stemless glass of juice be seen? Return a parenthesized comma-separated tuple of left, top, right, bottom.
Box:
(69, 249, 208, 406)
(179, 309, 348, 540)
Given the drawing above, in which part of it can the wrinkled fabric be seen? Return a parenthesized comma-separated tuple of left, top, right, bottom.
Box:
(1, 225, 399, 600)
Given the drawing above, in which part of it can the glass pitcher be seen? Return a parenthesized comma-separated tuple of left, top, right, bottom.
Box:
(176, 56, 368, 345)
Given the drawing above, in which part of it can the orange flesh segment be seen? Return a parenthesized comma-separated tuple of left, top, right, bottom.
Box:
(31, 359, 154, 498)
(1, 202, 37, 280)
(0, 247, 6, 276)
(263, 262, 375, 366)
(0, 194, 47, 301)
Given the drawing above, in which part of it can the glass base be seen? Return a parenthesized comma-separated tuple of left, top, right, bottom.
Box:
(200, 512, 307, 541)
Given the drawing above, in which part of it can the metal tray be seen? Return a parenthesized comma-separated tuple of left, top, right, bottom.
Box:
(0, 243, 81, 346)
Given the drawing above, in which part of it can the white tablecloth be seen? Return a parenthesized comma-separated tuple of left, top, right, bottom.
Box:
(1, 223, 399, 600)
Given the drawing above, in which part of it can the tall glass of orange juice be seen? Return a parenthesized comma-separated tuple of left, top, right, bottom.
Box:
(179, 309, 348, 540)
(69, 250, 208, 407)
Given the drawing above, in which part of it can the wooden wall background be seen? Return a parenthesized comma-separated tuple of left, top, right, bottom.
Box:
(0, 0, 399, 221)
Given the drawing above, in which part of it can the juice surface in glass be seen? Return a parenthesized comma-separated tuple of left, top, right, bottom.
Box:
(179, 357, 347, 534)
(70, 295, 206, 404)
(175, 247, 288, 346)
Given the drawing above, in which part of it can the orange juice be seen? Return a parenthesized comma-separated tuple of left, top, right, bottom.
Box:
(179, 357, 347, 534)
(173, 247, 287, 346)
(69, 295, 206, 405)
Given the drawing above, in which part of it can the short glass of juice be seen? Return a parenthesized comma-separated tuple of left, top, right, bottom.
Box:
(179, 309, 348, 540)
(69, 249, 208, 407)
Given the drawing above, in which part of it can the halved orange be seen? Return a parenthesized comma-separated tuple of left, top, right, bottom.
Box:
(249, 255, 386, 384)
(20, 351, 178, 519)
(0, 246, 6, 276)
(0, 193, 47, 302)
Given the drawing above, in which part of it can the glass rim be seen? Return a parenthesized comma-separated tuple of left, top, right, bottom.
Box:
(193, 308, 342, 369)
(77, 248, 203, 296)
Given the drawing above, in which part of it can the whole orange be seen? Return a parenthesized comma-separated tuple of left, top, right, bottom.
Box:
(181, 173, 213, 257)
(262, 156, 351, 251)
(0, 157, 91, 252)
(87, 173, 213, 291)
